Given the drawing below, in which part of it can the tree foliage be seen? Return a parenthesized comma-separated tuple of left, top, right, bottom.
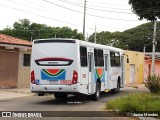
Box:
(1, 19, 160, 52)
(88, 31, 129, 50)
(0, 19, 84, 41)
(13, 19, 31, 30)
(129, 0, 160, 21)
(88, 22, 160, 52)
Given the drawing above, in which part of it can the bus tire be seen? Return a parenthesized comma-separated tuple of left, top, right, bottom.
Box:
(92, 82, 100, 101)
(37, 93, 45, 96)
(54, 93, 68, 99)
(111, 81, 120, 94)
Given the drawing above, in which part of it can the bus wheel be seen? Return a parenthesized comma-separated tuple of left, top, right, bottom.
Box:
(37, 93, 45, 96)
(92, 82, 100, 101)
(111, 82, 120, 94)
(54, 93, 68, 99)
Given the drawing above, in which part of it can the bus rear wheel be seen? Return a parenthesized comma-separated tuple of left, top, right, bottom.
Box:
(111, 81, 120, 93)
(54, 93, 68, 99)
(92, 82, 100, 101)
(37, 92, 45, 96)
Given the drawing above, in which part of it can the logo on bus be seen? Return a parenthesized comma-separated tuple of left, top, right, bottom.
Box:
(95, 68, 105, 82)
(41, 69, 66, 80)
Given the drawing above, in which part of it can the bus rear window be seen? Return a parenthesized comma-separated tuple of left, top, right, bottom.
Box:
(34, 40, 75, 44)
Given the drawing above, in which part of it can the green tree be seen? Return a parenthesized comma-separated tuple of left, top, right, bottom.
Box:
(129, 0, 160, 21)
(88, 22, 160, 52)
(13, 19, 30, 30)
(88, 31, 129, 49)
(0, 19, 84, 41)
(122, 22, 160, 52)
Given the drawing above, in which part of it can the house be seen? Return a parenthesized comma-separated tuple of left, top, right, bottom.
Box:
(124, 50, 145, 85)
(144, 52, 160, 81)
(0, 34, 32, 88)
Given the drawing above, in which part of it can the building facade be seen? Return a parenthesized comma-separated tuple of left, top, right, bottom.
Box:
(0, 34, 31, 88)
(144, 53, 160, 81)
(124, 50, 145, 85)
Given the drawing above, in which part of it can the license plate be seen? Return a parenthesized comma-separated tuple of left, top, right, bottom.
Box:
(49, 80, 59, 84)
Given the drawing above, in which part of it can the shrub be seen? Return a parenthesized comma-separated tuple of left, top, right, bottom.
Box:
(145, 74, 160, 93)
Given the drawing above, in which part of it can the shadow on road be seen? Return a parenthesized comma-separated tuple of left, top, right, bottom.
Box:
(32, 87, 148, 105)
(32, 91, 121, 105)
(33, 94, 90, 105)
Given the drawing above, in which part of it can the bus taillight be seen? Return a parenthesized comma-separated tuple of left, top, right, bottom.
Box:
(71, 70, 78, 84)
(31, 70, 35, 84)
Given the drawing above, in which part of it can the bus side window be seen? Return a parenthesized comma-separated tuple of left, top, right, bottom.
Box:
(94, 49, 98, 67)
(110, 51, 120, 67)
(98, 49, 104, 67)
(80, 46, 88, 67)
(94, 49, 104, 67)
(115, 52, 120, 66)
(110, 51, 115, 67)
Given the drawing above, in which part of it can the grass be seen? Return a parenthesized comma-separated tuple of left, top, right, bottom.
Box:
(106, 93, 160, 112)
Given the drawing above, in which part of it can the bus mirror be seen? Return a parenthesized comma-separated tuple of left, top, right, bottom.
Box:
(127, 58, 129, 63)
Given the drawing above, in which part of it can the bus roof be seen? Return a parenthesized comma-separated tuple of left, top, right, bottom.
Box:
(33, 38, 123, 53)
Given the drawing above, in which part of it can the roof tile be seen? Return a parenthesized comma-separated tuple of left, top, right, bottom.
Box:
(0, 34, 32, 46)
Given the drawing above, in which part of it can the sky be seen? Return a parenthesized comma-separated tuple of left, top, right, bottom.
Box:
(0, 0, 148, 37)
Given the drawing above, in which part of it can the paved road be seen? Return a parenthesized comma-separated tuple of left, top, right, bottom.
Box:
(0, 87, 149, 120)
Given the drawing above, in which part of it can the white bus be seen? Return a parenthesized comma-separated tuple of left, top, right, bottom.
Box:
(31, 38, 125, 101)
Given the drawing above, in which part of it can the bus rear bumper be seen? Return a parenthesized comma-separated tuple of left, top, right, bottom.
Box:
(30, 83, 80, 93)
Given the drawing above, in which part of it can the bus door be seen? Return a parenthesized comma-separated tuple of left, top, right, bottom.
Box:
(88, 52, 94, 94)
(104, 54, 109, 89)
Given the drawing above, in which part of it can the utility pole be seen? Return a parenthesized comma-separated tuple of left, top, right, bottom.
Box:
(31, 36, 32, 42)
(151, 20, 157, 74)
(83, 0, 87, 41)
(86, 33, 88, 42)
(94, 25, 97, 43)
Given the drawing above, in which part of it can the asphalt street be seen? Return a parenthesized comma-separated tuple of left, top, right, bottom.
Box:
(0, 86, 149, 120)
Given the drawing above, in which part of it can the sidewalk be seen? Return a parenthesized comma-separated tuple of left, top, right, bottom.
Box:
(0, 88, 34, 100)
(125, 83, 149, 92)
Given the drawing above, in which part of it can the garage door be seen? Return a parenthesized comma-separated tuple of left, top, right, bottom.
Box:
(0, 51, 19, 88)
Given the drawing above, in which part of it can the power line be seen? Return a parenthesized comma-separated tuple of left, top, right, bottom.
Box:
(0, 3, 80, 27)
(2, 3, 114, 32)
(22, 0, 128, 30)
(58, 0, 160, 12)
(1, 0, 152, 34)
(43, 0, 139, 21)
(75, 0, 129, 7)
(6, 0, 82, 20)
(25, 0, 126, 30)
(0, 2, 127, 33)
(57, 0, 133, 14)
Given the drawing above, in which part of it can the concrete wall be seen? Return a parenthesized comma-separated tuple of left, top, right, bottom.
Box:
(124, 50, 144, 85)
(0, 47, 19, 88)
(18, 50, 31, 88)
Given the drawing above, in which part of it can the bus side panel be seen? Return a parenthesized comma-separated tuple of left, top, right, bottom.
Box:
(109, 67, 121, 89)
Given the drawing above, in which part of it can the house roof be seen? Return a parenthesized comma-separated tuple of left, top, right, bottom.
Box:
(0, 34, 32, 47)
(145, 52, 160, 60)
